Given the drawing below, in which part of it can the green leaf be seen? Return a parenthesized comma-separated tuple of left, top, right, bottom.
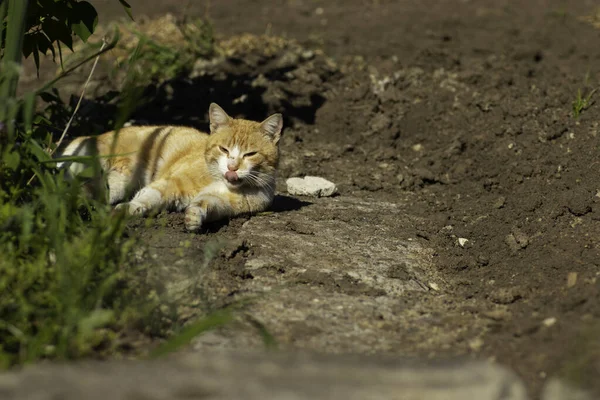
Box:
(32, 43, 41, 77)
(77, 309, 114, 340)
(3, 151, 20, 171)
(39, 91, 61, 103)
(22, 92, 36, 134)
(77, 165, 98, 179)
(28, 139, 51, 162)
(23, 31, 54, 73)
(33, 114, 53, 127)
(42, 18, 73, 51)
(22, 33, 35, 58)
(33, 31, 52, 56)
(69, 1, 98, 42)
(118, 0, 134, 21)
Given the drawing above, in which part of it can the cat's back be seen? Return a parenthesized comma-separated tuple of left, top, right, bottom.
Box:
(97, 125, 208, 153)
(90, 125, 210, 176)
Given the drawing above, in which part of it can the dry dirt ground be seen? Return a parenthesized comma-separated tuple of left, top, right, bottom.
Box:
(17, 0, 600, 398)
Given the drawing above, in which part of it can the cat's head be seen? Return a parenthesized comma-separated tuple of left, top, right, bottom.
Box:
(205, 103, 282, 190)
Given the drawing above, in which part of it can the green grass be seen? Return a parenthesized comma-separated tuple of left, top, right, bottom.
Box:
(572, 88, 596, 119)
(149, 309, 234, 358)
(0, 0, 150, 367)
(0, 180, 138, 365)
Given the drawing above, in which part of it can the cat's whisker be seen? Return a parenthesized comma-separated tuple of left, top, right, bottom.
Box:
(246, 171, 275, 189)
(245, 175, 265, 188)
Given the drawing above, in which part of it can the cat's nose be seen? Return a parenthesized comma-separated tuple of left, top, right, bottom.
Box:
(227, 164, 238, 171)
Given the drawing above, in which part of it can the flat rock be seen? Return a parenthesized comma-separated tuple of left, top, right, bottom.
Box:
(286, 176, 338, 197)
(0, 351, 529, 400)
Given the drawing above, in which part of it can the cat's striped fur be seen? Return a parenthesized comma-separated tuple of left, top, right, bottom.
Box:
(59, 103, 282, 231)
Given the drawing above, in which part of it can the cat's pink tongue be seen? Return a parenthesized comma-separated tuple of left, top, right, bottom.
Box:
(225, 171, 239, 183)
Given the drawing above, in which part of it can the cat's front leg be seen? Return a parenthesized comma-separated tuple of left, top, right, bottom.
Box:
(184, 195, 232, 232)
(107, 171, 131, 205)
(184, 205, 207, 231)
(115, 185, 165, 216)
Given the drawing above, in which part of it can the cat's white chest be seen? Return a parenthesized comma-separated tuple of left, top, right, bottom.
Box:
(197, 181, 231, 197)
(192, 181, 232, 203)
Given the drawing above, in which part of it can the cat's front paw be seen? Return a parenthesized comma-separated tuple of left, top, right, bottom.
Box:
(184, 206, 206, 232)
(114, 201, 147, 216)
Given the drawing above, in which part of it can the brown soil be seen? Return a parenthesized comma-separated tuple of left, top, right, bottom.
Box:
(21, 0, 600, 398)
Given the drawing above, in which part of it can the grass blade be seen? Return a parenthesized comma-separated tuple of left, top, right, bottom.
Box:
(149, 310, 234, 358)
(1, 0, 28, 96)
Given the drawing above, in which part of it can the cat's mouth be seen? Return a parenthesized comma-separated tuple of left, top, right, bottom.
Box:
(225, 171, 242, 185)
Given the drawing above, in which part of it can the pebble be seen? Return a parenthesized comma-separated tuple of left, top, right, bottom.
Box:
(493, 196, 506, 209)
(286, 176, 338, 197)
(567, 272, 578, 288)
(505, 229, 528, 253)
(489, 287, 522, 304)
(483, 309, 512, 321)
(468, 337, 484, 352)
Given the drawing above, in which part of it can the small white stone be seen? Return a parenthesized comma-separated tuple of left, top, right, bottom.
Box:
(429, 282, 440, 291)
(458, 238, 469, 247)
(468, 337, 484, 352)
(286, 176, 338, 197)
(543, 317, 557, 327)
(245, 258, 271, 270)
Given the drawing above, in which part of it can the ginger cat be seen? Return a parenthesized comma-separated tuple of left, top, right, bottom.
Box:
(59, 103, 282, 231)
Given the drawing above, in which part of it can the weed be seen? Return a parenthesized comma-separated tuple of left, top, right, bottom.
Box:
(64, 14, 215, 87)
(0, 0, 151, 367)
(149, 309, 234, 358)
(572, 88, 596, 119)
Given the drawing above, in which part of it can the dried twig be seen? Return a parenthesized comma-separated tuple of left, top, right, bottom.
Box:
(49, 37, 108, 157)
(27, 37, 107, 186)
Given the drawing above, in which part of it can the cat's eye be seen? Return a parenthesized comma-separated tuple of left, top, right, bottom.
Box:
(218, 145, 229, 155)
(243, 151, 258, 157)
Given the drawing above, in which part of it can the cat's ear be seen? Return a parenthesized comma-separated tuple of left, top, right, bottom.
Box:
(260, 113, 283, 143)
(209, 103, 232, 133)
